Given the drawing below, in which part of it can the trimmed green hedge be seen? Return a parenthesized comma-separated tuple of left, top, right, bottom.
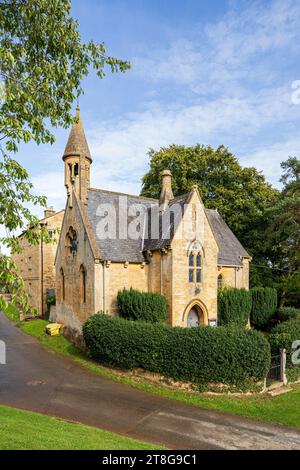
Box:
(117, 288, 167, 323)
(276, 307, 300, 323)
(83, 314, 271, 386)
(217, 288, 251, 327)
(269, 319, 300, 360)
(250, 287, 277, 329)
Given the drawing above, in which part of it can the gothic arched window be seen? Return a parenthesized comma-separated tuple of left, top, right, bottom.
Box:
(60, 268, 65, 301)
(65, 226, 78, 256)
(196, 254, 202, 283)
(188, 247, 202, 284)
(218, 274, 223, 290)
(189, 252, 194, 282)
(80, 264, 87, 304)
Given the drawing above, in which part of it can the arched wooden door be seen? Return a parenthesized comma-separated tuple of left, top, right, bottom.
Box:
(186, 305, 205, 327)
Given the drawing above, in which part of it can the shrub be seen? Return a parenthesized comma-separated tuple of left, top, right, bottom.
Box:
(83, 313, 271, 386)
(217, 288, 251, 327)
(250, 287, 277, 329)
(46, 295, 56, 306)
(117, 288, 167, 323)
(268, 319, 300, 365)
(276, 307, 300, 323)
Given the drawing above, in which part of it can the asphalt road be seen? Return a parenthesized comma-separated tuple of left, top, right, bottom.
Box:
(1, 312, 300, 450)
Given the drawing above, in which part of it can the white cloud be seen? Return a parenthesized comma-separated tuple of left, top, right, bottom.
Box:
(29, 0, 300, 203)
(134, 0, 300, 96)
(31, 172, 66, 213)
(4, 1, 300, 258)
(85, 83, 300, 193)
(241, 137, 300, 187)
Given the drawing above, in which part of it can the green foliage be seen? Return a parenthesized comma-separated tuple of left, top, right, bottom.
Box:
(250, 287, 277, 329)
(276, 307, 300, 322)
(268, 319, 300, 365)
(140, 144, 278, 251)
(46, 295, 56, 306)
(83, 314, 270, 386)
(2, 302, 20, 322)
(0, 155, 49, 251)
(0, 0, 130, 152)
(117, 288, 167, 323)
(286, 365, 300, 383)
(276, 274, 300, 309)
(45, 295, 56, 320)
(217, 288, 251, 327)
(20, 319, 300, 428)
(0, 257, 31, 316)
(141, 148, 300, 304)
(270, 319, 300, 339)
(263, 157, 300, 307)
(0, 0, 129, 311)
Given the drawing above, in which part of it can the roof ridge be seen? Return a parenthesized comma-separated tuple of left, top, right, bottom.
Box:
(89, 187, 158, 202)
(40, 209, 65, 221)
(205, 208, 218, 212)
(169, 192, 189, 203)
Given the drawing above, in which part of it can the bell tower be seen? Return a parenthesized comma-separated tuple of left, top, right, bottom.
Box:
(63, 106, 92, 206)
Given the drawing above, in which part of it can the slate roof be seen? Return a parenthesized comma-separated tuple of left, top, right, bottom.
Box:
(86, 188, 250, 265)
(87, 188, 157, 262)
(142, 194, 190, 252)
(205, 209, 250, 266)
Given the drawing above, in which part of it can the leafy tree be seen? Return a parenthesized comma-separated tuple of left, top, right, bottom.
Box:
(281, 157, 300, 196)
(263, 157, 300, 306)
(141, 144, 279, 253)
(0, 0, 130, 311)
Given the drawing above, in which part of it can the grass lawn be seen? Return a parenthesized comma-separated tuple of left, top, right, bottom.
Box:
(0, 404, 162, 450)
(20, 319, 300, 429)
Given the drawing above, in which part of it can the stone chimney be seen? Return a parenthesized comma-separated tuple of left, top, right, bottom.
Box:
(44, 207, 55, 219)
(159, 169, 174, 209)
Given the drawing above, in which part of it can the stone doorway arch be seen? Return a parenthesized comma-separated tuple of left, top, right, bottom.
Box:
(183, 300, 208, 327)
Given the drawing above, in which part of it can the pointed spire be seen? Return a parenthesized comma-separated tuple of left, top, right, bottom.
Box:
(63, 107, 92, 162)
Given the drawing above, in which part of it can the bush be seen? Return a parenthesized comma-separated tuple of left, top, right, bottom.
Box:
(276, 307, 300, 323)
(217, 288, 251, 327)
(268, 319, 300, 364)
(117, 288, 167, 323)
(46, 295, 56, 307)
(83, 314, 271, 386)
(250, 287, 277, 329)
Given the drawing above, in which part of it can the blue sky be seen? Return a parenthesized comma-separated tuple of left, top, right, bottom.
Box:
(18, 0, 300, 214)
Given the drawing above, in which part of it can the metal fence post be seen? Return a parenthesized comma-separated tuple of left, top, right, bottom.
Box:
(280, 348, 288, 385)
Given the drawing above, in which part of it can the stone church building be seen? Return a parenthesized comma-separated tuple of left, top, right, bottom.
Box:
(52, 108, 251, 342)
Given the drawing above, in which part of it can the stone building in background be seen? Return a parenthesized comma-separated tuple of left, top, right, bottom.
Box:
(52, 107, 251, 344)
(12, 209, 64, 315)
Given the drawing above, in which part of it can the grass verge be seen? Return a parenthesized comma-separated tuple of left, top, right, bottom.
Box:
(0, 404, 162, 450)
(20, 319, 300, 429)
